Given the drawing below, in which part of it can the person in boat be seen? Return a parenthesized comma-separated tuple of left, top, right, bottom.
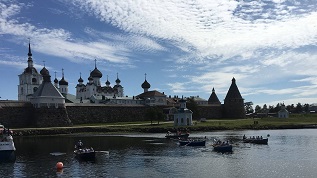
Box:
(75, 140, 83, 149)
(243, 134, 246, 139)
(260, 136, 263, 139)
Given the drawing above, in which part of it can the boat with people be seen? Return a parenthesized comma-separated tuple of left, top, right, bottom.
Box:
(212, 140, 233, 153)
(74, 140, 96, 161)
(0, 124, 16, 162)
(242, 135, 268, 144)
(165, 131, 189, 139)
(179, 139, 206, 146)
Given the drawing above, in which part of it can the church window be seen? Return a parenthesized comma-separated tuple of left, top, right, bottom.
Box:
(33, 87, 38, 93)
(32, 78, 37, 84)
(21, 87, 23, 94)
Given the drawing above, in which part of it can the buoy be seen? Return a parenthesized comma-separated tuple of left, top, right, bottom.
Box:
(56, 162, 63, 169)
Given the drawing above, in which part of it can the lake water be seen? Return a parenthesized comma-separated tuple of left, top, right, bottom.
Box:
(1, 129, 317, 178)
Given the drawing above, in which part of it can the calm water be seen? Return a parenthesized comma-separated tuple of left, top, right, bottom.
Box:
(1, 129, 317, 178)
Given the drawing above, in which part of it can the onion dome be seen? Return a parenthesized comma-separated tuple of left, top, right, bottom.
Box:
(141, 73, 150, 89)
(115, 73, 121, 83)
(106, 79, 110, 85)
(40, 67, 49, 76)
(54, 77, 58, 84)
(78, 77, 83, 83)
(88, 75, 93, 81)
(59, 77, 68, 85)
(90, 67, 102, 78)
(90, 59, 102, 78)
(141, 79, 151, 89)
(78, 73, 83, 83)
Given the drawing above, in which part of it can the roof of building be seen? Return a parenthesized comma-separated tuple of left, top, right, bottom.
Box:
(208, 88, 221, 104)
(137, 90, 166, 99)
(224, 77, 243, 101)
(33, 75, 64, 98)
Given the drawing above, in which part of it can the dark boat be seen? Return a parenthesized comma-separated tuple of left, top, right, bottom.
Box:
(179, 140, 206, 146)
(243, 138, 268, 144)
(74, 148, 96, 161)
(213, 144, 233, 153)
(242, 135, 268, 144)
(165, 133, 189, 139)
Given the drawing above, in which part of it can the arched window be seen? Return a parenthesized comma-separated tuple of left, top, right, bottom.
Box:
(33, 87, 38, 93)
(21, 87, 23, 94)
(32, 78, 37, 84)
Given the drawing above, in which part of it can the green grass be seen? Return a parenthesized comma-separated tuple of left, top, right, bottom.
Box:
(71, 114, 317, 131)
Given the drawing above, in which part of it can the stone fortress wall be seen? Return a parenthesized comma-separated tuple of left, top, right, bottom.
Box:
(0, 101, 224, 128)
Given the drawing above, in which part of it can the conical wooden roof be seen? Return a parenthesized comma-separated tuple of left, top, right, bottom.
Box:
(224, 77, 243, 101)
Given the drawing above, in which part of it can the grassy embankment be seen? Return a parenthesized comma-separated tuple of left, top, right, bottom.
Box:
(12, 114, 317, 136)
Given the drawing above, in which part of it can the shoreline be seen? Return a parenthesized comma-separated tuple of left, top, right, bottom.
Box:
(10, 123, 317, 136)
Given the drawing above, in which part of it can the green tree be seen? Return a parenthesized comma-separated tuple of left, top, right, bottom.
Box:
(255, 105, 261, 113)
(145, 107, 157, 124)
(186, 97, 200, 120)
(295, 103, 303, 113)
(244, 102, 254, 113)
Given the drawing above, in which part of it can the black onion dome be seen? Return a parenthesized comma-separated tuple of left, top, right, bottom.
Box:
(90, 67, 102, 78)
(78, 76, 83, 83)
(88, 75, 93, 81)
(59, 77, 68, 85)
(54, 78, 58, 83)
(106, 80, 110, 85)
(115, 78, 121, 83)
(141, 79, 151, 89)
(40, 67, 49, 76)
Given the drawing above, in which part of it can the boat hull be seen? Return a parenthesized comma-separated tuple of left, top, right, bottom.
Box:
(243, 138, 268, 144)
(0, 150, 16, 162)
(213, 145, 233, 153)
(179, 140, 206, 146)
(74, 150, 96, 161)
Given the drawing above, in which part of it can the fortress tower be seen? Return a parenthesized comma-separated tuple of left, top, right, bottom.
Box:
(223, 78, 245, 118)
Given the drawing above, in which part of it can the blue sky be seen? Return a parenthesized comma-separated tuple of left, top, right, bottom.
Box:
(1, 0, 317, 107)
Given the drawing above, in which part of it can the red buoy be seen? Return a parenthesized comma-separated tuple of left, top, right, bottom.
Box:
(56, 162, 64, 169)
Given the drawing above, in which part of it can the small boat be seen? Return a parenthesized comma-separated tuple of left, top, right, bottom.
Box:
(74, 148, 96, 161)
(165, 132, 189, 139)
(213, 144, 233, 153)
(179, 140, 206, 146)
(242, 135, 268, 144)
(0, 124, 16, 162)
(212, 140, 233, 153)
(74, 140, 95, 161)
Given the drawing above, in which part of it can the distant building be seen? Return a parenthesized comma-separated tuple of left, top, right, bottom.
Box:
(278, 104, 289, 118)
(30, 67, 65, 108)
(17, 42, 246, 120)
(18, 43, 42, 101)
(223, 78, 245, 118)
(174, 97, 193, 126)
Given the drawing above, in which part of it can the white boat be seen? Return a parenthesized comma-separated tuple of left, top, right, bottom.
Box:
(0, 124, 16, 162)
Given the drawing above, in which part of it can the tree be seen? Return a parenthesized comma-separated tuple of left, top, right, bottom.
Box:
(145, 107, 157, 124)
(145, 106, 165, 125)
(295, 103, 303, 113)
(244, 102, 254, 113)
(186, 97, 200, 120)
(255, 105, 261, 113)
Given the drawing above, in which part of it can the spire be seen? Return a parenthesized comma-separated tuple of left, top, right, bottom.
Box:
(28, 38, 32, 57)
(115, 72, 121, 84)
(94, 59, 97, 69)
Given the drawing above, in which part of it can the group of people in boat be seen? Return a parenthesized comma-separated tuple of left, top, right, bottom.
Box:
(166, 128, 190, 136)
(243, 134, 263, 140)
(214, 139, 230, 146)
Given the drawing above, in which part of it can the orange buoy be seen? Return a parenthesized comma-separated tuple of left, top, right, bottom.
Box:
(56, 162, 64, 169)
